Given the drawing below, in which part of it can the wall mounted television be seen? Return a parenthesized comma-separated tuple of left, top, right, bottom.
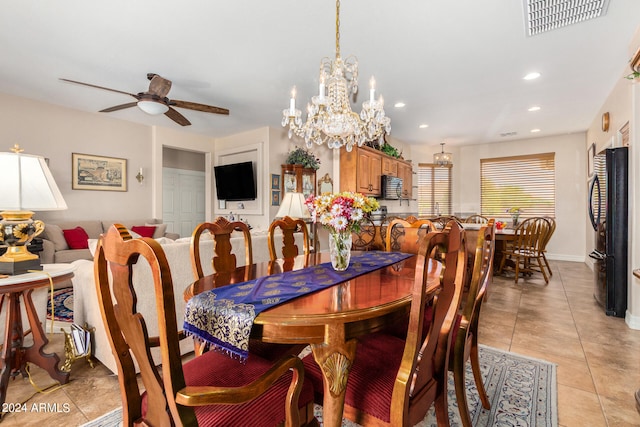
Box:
(214, 161, 257, 201)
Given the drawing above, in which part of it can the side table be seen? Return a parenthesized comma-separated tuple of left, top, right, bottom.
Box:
(0, 264, 75, 407)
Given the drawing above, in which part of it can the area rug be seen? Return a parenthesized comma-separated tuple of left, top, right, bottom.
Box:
(81, 345, 557, 427)
(46, 287, 74, 322)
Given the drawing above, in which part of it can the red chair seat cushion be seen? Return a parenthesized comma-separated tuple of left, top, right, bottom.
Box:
(303, 332, 405, 423)
(143, 349, 314, 426)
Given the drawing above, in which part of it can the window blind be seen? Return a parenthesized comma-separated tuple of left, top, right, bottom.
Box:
(417, 164, 452, 216)
(480, 153, 555, 217)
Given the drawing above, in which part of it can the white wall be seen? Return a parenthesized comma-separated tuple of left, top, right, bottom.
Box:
(412, 134, 587, 262)
(0, 92, 155, 222)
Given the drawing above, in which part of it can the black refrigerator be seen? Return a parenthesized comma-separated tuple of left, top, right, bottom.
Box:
(588, 146, 628, 318)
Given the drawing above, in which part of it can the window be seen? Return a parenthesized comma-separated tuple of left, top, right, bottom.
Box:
(417, 164, 452, 216)
(480, 153, 555, 217)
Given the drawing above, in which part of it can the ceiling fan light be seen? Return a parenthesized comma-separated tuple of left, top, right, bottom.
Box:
(137, 100, 169, 115)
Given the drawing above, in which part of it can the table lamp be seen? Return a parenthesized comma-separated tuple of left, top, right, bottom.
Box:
(276, 192, 317, 252)
(276, 192, 310, 220)
(0, 145, 67, 275)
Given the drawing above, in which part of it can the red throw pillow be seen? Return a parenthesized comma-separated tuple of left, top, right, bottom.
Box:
(62, 227, 89, 250)
(131, 225, 156, 238)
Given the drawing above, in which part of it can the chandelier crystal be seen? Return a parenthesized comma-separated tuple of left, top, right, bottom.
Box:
(282, 0, 390, 152)
(434, 142, 453, 166)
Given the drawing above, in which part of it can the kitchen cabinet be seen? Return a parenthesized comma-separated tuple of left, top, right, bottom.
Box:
(281, 164, 316, 198)
(340, 146, 382, 196)
(397, 161, 413, 198)
(340, 146, 414, 198)
(382, 157, 397, 176)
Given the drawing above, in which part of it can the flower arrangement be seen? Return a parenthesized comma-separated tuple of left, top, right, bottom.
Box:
(506, 207, 522, 214)
(306, 191, 379, 270)
(306, 192, 379, 234)
(285, 147, 321, 170)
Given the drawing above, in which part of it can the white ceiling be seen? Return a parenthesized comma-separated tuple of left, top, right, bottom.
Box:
(1, 0, 639, 148)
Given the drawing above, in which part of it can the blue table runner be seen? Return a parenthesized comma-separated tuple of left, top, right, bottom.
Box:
(183, 251, 412, 360)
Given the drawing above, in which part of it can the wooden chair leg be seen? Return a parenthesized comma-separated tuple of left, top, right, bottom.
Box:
(194, 340, 208, 356)
(470, 336, 490, 410)
(542, 253, 553, 277)
(453, 355, 473, 427)
(434, 385, 450, 427)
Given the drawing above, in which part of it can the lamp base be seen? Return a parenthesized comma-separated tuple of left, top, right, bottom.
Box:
(0, 257, 42, 275)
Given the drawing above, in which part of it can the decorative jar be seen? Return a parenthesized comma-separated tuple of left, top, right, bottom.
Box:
(328, 232, 352, 271)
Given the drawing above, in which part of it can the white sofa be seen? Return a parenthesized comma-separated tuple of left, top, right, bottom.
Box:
(71, 230, 299, 374)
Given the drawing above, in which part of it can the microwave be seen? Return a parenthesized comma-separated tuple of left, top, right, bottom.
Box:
(381, 175, 403, 199)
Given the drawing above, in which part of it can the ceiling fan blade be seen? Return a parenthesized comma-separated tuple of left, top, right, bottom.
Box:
(165, 107, 191, 126)
(59, 78, 138, 98)
(100, 102, 138, 113)
(171, 99, 229, 115)
(148, 74, 172, 98)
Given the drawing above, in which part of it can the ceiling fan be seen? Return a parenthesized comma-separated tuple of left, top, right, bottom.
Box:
(60, 73, 229, 126)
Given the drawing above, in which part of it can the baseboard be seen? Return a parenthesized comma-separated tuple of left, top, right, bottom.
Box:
(625, 311, 640, 330)
(546, 253, 585, 262)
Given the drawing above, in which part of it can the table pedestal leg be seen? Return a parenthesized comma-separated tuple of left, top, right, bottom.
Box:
(310, 325, 357, 427)
(22, 289, 70, 384)
(0, 290, 69, 408)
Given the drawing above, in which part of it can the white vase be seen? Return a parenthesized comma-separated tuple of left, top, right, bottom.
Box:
(328, 232, 352, 271)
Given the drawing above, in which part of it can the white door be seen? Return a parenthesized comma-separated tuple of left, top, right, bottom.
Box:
(163, 168, 205, 238)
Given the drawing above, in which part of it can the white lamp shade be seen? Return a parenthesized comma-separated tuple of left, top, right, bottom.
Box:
(276, 192, 310, 219)
(137, 100, 169, 115)
(0, 152, 67, 211)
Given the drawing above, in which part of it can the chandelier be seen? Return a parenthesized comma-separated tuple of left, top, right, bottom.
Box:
(282, 0, 391, 152)
(434, 143, 453, 166)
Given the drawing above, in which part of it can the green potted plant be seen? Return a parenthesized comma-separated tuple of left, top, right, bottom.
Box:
(286, 147, 321, 170)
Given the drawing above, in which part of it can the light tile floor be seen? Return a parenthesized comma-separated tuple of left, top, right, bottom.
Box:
(3, 260, 640, 426)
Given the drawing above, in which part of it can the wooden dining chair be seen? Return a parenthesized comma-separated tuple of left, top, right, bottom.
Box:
(351, 216, 376, 251)
(191, 217, 253, 280)
(267, 216, 310, 261)
(540, 216, 556, 277)
(192, 217, 302, 360)
(303, 221, 467, 426)
(385, 217, 436, 253)
(463, 214, 489, 224)
(498, 217, 551, 283)
(94, 224, 317, 427)
(449, 219, 495, 427)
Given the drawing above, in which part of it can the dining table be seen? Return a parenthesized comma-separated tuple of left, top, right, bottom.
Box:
(184, 251, 442, 427)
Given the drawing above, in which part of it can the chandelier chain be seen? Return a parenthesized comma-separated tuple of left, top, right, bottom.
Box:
(335, 0, 341, 58)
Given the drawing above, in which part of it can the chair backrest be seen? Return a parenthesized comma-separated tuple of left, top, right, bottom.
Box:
(267, 216, 310, 260)
(512, 217, 550, 254)
(385, 218, 436, 253)
(191, 217, 253, 279)
(540, 216, 556, 251)
(351, 216, 376, 251)
(430, 216, 460, 229)
(464, 214, 489, 224)
(95, 224, 191, 426)
(391, 221, 466, 425)
(455, 219, 495, 354)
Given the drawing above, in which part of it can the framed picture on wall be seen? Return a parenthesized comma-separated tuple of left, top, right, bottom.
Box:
(72, 153, 127, 191)
(271, 190, 280, 206)
(271, 174, 280, 190)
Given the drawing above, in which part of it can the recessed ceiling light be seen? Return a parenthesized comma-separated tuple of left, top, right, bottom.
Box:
(531, 128, 541, 133)
(394, 102, 406, 108)
(528, 106, 541, 112)
(523, 72, 541, 80)
(419, 124, 429, 129)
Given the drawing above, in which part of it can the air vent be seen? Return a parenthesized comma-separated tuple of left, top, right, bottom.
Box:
(500, 131, 518, 137)
(523, 0, 609, 36)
